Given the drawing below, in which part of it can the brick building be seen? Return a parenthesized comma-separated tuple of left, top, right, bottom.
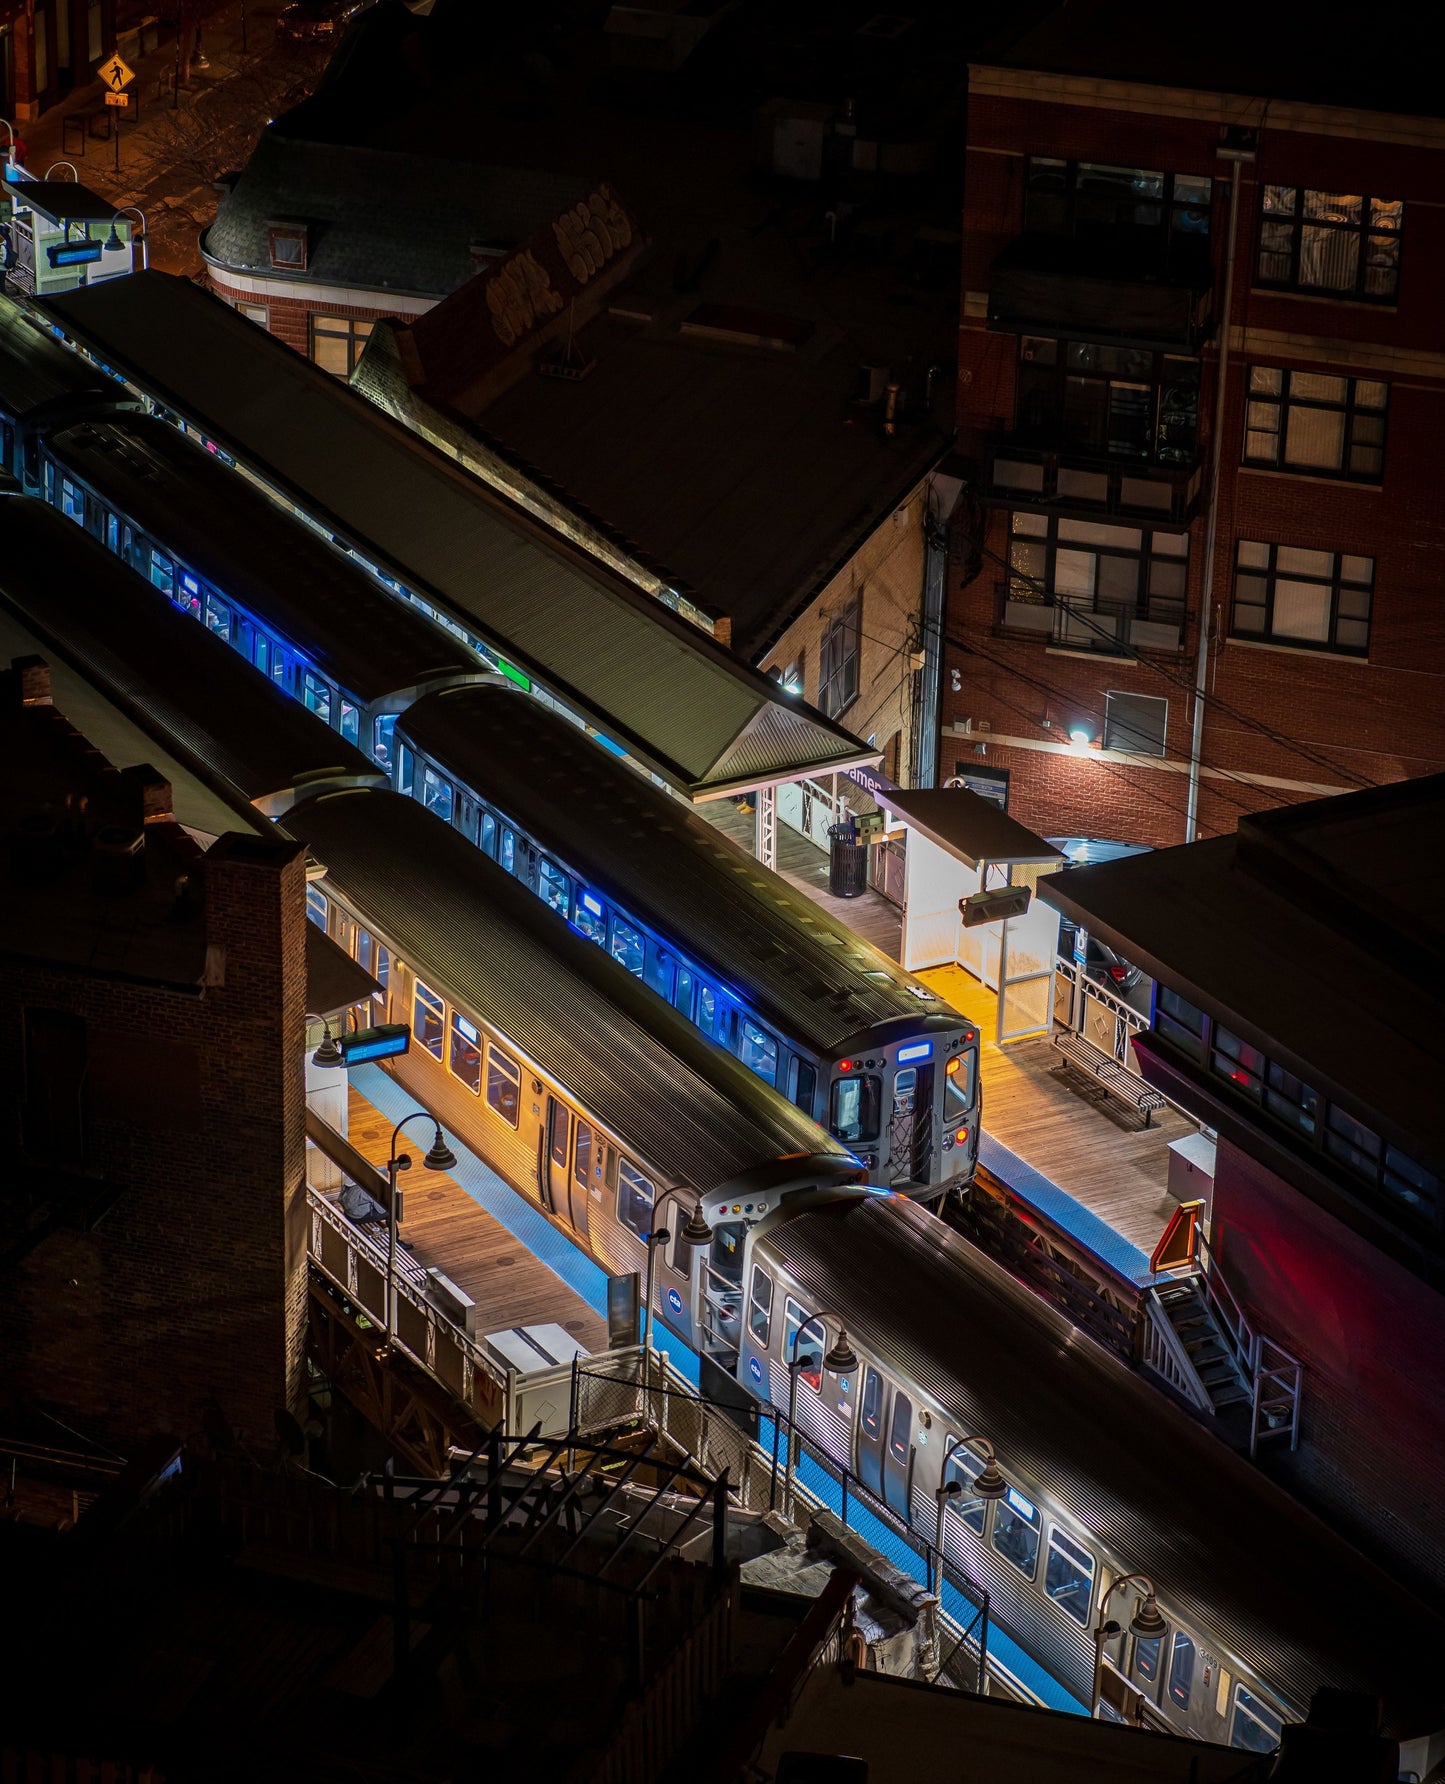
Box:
(2, 0, 116, 122)
(1042, 776, 1445, 1596)
(0, 656, 310, 1456)
(945, 2, 1445, 849)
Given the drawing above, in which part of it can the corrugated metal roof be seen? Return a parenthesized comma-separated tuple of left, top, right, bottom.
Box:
(399, 683, 962, 1054)
(42, 274, 875, 798)
(764, 1195, 1445, 1734)
(0, 497, 376, 805)
(48, 416, 478, 703)
(282, 788, 857, 1192)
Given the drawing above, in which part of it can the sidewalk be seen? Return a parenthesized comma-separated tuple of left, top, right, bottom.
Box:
(19, 3, 325, 275)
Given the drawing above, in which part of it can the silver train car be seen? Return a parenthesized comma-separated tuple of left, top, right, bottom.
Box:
(737, 1190, 1445, 1761)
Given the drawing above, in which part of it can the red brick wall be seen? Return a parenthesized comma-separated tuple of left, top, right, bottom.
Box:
(0, 833, 310, 1455)
(1210, 1137, 1445, 1594)
(206, 271, 424, 362)
(948, 91, 1445, 848)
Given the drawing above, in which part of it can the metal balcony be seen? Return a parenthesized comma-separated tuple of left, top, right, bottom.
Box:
(988, 234, 1215, 351)
(983, 440, 1205, 525)
(994, 583, 1187, 656)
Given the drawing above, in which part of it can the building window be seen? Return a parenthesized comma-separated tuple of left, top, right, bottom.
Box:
(1005, 513, 1188, 649)
(1256, 188, 1402, 303)
(1024, 159, 1212, 246)
(1017, 338, 1200, 465)
(1154, 986, 1206, 1061)
(1231, 540, 1373, 655)
(1103, 691, 1168, 756)
(819, 597, 860, 718)
(309, 314, 374, 378)
(1244, 367, 1387, 481)
(267, 224, 308, 272)
(236, 301, 269, 328)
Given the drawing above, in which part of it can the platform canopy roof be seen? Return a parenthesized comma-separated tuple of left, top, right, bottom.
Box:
(880, 786, 1064, 870)
(41, 274, 877, 800)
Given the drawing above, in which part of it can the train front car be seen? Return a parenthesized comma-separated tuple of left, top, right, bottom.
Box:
(735, 1192, 1445, 1760)
(825, 1014, 979, 1197)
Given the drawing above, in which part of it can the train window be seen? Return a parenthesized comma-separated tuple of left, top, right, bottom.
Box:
(747, 1266, 773, 1346)
(61, 478, 85, 522)
(830, 1075, 882, 1144)
(422, 766, 453, 823)
(448, 1012, 482, 1094)
(644, 947, 676, 1002)
(149, 549, 176, 598)
(105, 512, 121, 553)
(353, 925, 373, 971)
(270, 646, 288, 691)
(374, 945, 390, 998)
(203, 591, 231, 642)
(253, 632, 271, 678)
(501, 828, 516, 875)
(397, 744, 415, 797)
(790, 1058, 817, 1116)
(413, 981, 445, 1060)
(1043, 1527, 1095, 1624)
(454, 797, 478, 846)
(1132, 1634, 1164, 1694)
(485, 1045, 521, 1127)
(942, 1441, 990, 1534)
(1167, 1633, 1196, 1709)
(303, 672, 333, 728)
(711, 1221, 745, 1285)
(991, 1487, 1041, 1579)
(373, 713, 397, 773)
(696, 983, 732, 1046)
(306, 886, 328, 930)
(739, 1020, 779, 1087)
(1231, 1686, 1282, 1754)
(549, 1103, 569, 1170)
(945, 1052, 974, 1119)
(340, 701, 360, 747)
(610, 917, 645, 978)
(783, 1299, 824, 1388)
(887, 1390, 912, 1464)
(574, 889, 606, 946)
(1155, 986, 1208, 1061)
(538, 858, 571, 916)
(575, 1122, 593, 1191)
(674, 964, 695, 1020)
(617, 1159, 655, 1237)
(860, 1368, 882, 1439)
(479, 811, 498, 860)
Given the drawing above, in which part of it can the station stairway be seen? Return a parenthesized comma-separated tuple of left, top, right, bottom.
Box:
(1149, 1278, 1253, 1415)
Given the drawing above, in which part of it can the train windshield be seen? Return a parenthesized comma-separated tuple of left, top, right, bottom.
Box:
(830, 1074, 881, 1143)
(945, 1051, 975, 1116)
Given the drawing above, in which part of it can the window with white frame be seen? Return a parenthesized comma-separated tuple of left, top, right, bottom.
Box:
(1244, 367, 1387, 481)
(818, 598, 860, 718)
(1232, 540, 1373, 655)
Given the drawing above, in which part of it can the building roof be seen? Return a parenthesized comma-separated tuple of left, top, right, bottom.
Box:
(200, 127, 584, 301)
(44, 274, 874, 797)
(975, 0, 1445, 121)
(1037, 777, 1445, 1161)
(6, 181, 123, 224)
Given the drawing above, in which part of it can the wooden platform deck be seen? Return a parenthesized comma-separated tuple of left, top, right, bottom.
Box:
(919, 964, 1191, 1257)
(343, 1084, 609, 1354)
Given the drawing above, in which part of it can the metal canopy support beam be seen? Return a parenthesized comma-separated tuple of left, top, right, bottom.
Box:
(755, 783, 777, 872)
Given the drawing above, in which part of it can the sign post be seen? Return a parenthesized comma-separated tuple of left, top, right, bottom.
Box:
(97, 52, 135, 176)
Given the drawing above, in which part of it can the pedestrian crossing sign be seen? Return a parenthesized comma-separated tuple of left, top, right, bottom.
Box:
(98, 52, 136, 91)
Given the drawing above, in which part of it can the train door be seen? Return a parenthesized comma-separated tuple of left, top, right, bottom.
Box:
(887, 1066, 935, 1185)
(540, 1097, 569, 1218)
(569, 1118, 596, 1246)
(857, 1366, 887, 1497)
(882, 1386, 914, 1518)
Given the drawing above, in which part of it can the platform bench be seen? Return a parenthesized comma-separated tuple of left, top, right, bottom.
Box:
(1052, 1030, 1166, 1128)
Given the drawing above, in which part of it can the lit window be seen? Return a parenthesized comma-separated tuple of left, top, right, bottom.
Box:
(485, 1044, 520, 1127)
(1244, 366, 1387, 480)
(60, 478, 85, 522)
(372, 713, 396, 771)
(1043, 1527, 1096, 1625)
(574, 887, 606, 945)
(830, 1073, 881, 1143)
(942, 1440, 992, 1535)
(309, 312, 375, 378)
(305, 885, 328, 930)
(148, 549, 175, 597)
(421, 764, 453, 823)
(339, 700, 360, 746)
(203, 591, 231, 642)
(448, 1010, 481, 1094)
(1003, 513, 1188, 652)
(610, 915, 644, 977)
(992, 1487, 1041, 1579)
(739, 1018, 778, 1086)
(302, 671, 332, 726)
(538, 857, 571, 915)
(819, 597, 860, 718)
(1232, 539, 1373, 656)
(412, 980, 444, 1060)
(1256, 187, 1402, 303)
(237, 301, 269, 328)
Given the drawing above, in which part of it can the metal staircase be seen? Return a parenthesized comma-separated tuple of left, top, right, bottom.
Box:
(1145, 1278, 1252, 1414)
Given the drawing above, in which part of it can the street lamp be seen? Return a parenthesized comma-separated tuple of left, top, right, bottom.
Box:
(641, 1186, 713, 1359)
(304, 1012, 343, 1069)
(1091, 1571, 1169, 1720)
(116, 205, 149, 271)
(383, 1111, 456, 1349)
(783, 1308, 858, 1517)
(929, 1433, 1007, 1596)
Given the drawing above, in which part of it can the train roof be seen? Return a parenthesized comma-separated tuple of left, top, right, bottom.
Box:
(46, 415, 480, 703)
(0, 297, 120, 422)
(283, 787, 856, 1193)
(42, 274, 877, 801)
(0, 497, 377, 808)
(400, 683, 964, 1055)
(761, 1194, 1445, 1737)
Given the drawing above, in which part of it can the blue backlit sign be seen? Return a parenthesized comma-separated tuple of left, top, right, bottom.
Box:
(897, 1041, 934, 1064)
(47, 240, 104, 267)
(338, 1023, 411, 1065)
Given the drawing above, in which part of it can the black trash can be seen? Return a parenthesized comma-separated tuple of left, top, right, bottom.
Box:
(828, 821, 869, 898)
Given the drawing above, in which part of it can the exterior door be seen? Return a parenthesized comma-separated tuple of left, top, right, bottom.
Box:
(887, 1066, 935, 1183)
(882, 1387, 914, 1519)
(544, 1098, 570, 1223)
(857, 1366, 887, 1498)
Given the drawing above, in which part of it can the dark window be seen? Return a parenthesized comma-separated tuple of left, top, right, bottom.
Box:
(267, 224, 308, 271)
(830, 1073, 881, 1144)
(422, 765, 453, 823)
(610, 915, 645, 977)
(617, 1160, 655, 1238)
(819, 597, 861, 718)
(674, 963, 695, 1019)
(992, 1487, 1041, 1579)
(1103, 690, 1168, 756)
(1244, 367, 1387, 480)
(1256, 187, 1402, 302)
(60, 476, 85, 521)
(1232, 539, 1373, 655)
(449, 1010, 481, 1094)
(887, 1390, 912, 1465)
(397, 743, 414, 797)
(643, 946, 676, 1001)
(309, 312, 374, 377)
(1004, 512, 1188, 647)
(413, 980, 444, 1060)
(1017, 337, 1200, 465)
(1133, 1633, 1165, 1693)
(538, 857, 571, 916)
(23, 1009, 87, 1166)
(486, 1044, 520, 1127)
(1043, 1527, 1096, 1624)
(860, 1367, 883, 1439)
(1232, 1686, 1283, 1754)
(791, 1058, 818, 1115)
(1211, 1023, 1267, 1099)
(1154, 986, 1207, 1060)
(747, 1264, 773, 1346)
(942, 1440, 991, 1534)
(1024, 158, 1211, 247)
(1167, 1633, 1196, 1709)
(1264, 1059, 1319, 1136)
(549, 1103, 569, 1171)
(575, 1121, 594, 1193)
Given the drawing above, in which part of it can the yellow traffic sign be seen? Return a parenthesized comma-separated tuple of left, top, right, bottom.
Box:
(98, 52, 136, 91)
(104, 90, 130, 107)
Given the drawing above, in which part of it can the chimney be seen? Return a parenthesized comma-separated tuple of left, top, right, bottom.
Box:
(11, 654, 52, 707)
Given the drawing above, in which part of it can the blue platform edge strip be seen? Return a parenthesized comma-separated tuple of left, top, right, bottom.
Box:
(352, 1065, 1083, 1715)
(978, 1131, 1167, 1289)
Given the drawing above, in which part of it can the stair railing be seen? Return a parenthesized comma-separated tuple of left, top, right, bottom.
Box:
(1250, 1336, 1304, 1458)
(1196, 1232, 1255, 1376)
(1140, 1287, 1214, 1413)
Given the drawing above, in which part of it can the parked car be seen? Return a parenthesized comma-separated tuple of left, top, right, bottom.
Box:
(1056, 919, 1145, 994)
(277, 0, 364, 42)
